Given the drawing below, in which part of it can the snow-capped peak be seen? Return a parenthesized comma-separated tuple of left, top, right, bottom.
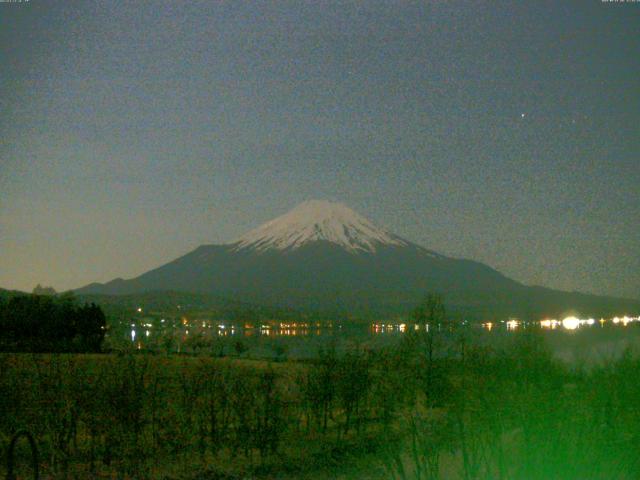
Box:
(233, 200, 408, 253)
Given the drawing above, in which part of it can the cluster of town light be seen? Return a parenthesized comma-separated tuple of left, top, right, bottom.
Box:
(538, 316, 596, 330)
(127, 304, 640, 343)
(540, 315, 639, 330)
(479, 315, 640, 332)
(128, 306, 335, 342)
(611, 316, 639, 326)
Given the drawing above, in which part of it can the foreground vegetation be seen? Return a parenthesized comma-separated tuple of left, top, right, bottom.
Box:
(0, 294, 637, 479)
(2, 326, 640, 479)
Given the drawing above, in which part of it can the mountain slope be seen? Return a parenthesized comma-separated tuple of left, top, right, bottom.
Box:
(76, 200, 640, 319)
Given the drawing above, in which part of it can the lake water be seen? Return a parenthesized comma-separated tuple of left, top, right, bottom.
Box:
(126, 315, 640, 364)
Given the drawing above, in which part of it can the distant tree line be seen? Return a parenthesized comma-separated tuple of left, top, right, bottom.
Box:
(0, 293, 106, 352)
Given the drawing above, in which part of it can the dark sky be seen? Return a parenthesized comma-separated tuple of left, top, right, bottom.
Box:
(1, 1, 639, 299)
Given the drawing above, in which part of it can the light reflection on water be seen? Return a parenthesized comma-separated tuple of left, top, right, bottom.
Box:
(127, 315, 640, 343)
(368, 315, 640, 335)
(121, 313, 640, 367)
(482, 315, 637, 332)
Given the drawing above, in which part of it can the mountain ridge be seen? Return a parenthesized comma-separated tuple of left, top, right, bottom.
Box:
(75, 200, 640, 319)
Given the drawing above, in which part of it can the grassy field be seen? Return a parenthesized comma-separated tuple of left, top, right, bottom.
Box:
(2, 330, 640, 479)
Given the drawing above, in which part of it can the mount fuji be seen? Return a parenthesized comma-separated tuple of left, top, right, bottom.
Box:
(76, 200, 639, 319)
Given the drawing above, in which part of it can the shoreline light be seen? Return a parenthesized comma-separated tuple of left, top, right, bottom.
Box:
(562, 316, 580, 330)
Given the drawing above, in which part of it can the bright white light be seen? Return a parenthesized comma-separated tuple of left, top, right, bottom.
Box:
(137, 307, 142, 313)
(131, 329, 136, 342)
(507, 319, 519, 330)
(586, 318, 595, 326)
(145, 330, 150, 337)
(562, 316, 580, 330)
